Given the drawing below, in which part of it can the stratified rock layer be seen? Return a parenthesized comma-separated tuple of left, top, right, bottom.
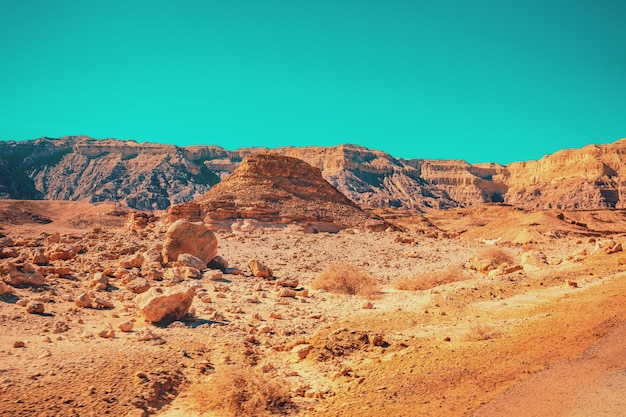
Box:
(0, 136, 222, 210)
(3, 136, 626, 211)
(174, 152, 390, 232)
(504, 140, 626, 210)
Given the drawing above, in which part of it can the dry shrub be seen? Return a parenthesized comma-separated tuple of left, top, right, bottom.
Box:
(191, 366, 294, 416)
(311, 262, 380, 298)
(394, 267, 467, 291)
(478, 247, 514, 266)
(465, 322, 502, 341)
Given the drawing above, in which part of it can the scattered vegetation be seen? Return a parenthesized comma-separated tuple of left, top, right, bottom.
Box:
(477, 247, 514, 266)
(311, 262, 381, 298)
(191, 366, 294, 416)
(465, 322, 502, 341)
(394, 267, 468, 291)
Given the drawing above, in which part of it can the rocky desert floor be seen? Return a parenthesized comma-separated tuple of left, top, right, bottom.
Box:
(2, 201, 626, 416)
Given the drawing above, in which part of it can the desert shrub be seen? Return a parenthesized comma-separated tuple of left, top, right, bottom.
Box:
(478, 247, 514, 266)
(311, 263, 380, 298)
(465, 322, 502, 341)
(394, 267, 467, 291)
(191, 366, 294, 416)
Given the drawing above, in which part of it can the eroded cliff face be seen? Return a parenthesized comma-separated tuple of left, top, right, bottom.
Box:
(504, 140, 626, 210)
(3, 136, 626, 211)
(0, 137, 220, 210)
(274, 145, 460, 210)
(406, 159, 508, 207)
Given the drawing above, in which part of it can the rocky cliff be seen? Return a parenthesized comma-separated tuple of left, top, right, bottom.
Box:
(2, 135, 625, 211)
(0, 137, 221, 210)
(504, 140, 626, 210)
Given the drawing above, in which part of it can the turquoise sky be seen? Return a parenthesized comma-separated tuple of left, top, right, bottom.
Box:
(1, 1, 624, 164)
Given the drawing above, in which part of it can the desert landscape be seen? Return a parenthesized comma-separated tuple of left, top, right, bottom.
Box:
(2, 138, 626, 416)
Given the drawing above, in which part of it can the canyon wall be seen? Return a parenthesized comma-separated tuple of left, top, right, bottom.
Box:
(1, 136, 625, 211)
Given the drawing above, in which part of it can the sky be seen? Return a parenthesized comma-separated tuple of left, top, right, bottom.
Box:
(1, 0, 625, 164)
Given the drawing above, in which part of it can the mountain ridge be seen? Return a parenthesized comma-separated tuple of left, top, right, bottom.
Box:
(1, 135, 625, 211)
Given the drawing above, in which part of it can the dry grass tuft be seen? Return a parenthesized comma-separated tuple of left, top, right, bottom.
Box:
(394, 267, 468, 291)
(190, 365, 294, 416)
(311, 263, 380, 298)
(478, 247, 514, 266)
(465, 322, 502, 341)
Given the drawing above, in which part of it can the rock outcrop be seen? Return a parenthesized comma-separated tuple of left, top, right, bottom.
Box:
(1, 262, 46, 286)
(173, 152, 391, 232)
(0, 136, 221, 210)
(504, 140, 626, 210)
(275, 145, 460, 210)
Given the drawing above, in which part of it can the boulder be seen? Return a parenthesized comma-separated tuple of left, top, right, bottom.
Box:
(177, 253, 206, 271)
(91, 272, 109, 290)
(162, 220, 218, 264)
(125, 212, 156, 230)
(136, 285, 196, 323)
(0, 281, 11, 295)
(45, 233, 61, 246)
(45, 243, 79, 261)
(605, 241, 623, 255)
(202, 269, 224, 281)
(276, 278, 298, 288)
(278, 289, 297, 298)
(181, 266, 201, 279)
(1, 262, 45, 286)
(249, 260, 273, 278)
(207, 256, 228, 271)
(119, 253, 145, 269)
(141, 265, 163, 281)
(32, 249, 48, 265)
(521, 251, 548, 272)
(126, 277, 151, 294)
(163, 268, 185, 283)
(118, 321, 134, 332)
(26, 301, 45, 314)
(93, 297, 114, 309)
(75, 292, 93, 308)
(0, 246, 18, 259)
(143, 248, 163, 265)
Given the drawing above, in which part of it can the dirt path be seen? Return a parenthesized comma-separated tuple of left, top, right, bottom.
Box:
(474, 320, 626, 417)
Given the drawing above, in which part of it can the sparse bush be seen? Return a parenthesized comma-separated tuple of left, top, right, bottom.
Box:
(465, 322, 502, 341)
(311, 263, 380, 298)
(394, 267, 467, 291)
(478, 247, 514, 266)
(191, 366, 294, 416)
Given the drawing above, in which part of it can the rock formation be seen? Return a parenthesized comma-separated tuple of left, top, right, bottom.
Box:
(172, 152, 390, 232)
(0, 136, 221, 210)
(274, 145, 459, 210)
(3, 135, 626, 211)
(504, 140, 626, 210)
(0, 137, 508, 211)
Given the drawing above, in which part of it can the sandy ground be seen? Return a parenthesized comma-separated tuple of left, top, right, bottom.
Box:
(1, 201, 626, 416)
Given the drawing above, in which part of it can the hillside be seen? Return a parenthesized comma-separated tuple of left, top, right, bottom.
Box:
(169, 152, 390, 232)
